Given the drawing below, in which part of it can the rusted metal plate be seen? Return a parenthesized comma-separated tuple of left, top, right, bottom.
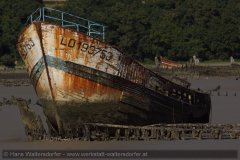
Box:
(42, 23, 121, 75)
(17, 24, 42, 73)
(17, 23, 53, 100)
(17, 22, 208, 105)
(17, 22, 211, 126)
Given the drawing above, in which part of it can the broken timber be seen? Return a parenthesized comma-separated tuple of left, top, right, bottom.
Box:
(26, 123, 240, 141)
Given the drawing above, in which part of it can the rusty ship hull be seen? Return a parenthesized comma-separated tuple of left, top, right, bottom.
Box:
(17, 22, 211, 133)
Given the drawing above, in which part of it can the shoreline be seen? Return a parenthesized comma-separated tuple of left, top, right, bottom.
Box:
(1, 64, 240, 79)
(0, 63, 240, 88)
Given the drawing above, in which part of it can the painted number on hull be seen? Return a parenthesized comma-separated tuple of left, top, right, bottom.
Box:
(19, 39, 35, 59)
(60, 36, 113, 61)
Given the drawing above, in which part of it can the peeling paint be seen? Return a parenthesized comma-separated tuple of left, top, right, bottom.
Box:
(17, 22, 211, 125)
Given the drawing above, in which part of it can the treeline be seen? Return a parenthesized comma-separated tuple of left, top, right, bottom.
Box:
(0, 0, 240, 67)
(59, 0, 240, 61)
(0, 0, 42, 67)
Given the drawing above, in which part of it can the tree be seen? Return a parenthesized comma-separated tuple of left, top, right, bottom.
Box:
(0, 0, 42, 66)
(2, 0, 238, 63)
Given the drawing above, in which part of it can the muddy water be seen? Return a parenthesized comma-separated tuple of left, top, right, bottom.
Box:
(0, 77, 240, 159)
(0, 86, 38, 142)
(190, 77, 240, 124)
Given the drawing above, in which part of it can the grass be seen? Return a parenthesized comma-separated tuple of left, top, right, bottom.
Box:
(138, 58, 156, 69)
(200, 59, 229, 64)
(141, 57, 240, 64)
(138, 57, 240, 69)
(142, 58, 155, 65)
(0, 64, 26, 73)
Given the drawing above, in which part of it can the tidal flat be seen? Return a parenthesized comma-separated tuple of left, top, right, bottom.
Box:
(0, 76, 240, 160)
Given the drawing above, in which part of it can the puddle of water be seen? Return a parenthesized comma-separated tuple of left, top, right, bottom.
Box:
(190, 77, 240, 124)
(0, 105, 26, 141)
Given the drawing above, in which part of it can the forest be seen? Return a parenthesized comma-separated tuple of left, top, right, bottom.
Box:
(1, 0, 240, 66)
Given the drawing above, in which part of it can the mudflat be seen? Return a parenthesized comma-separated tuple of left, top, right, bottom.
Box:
(0, 73, 240, 160)
(0, 73, 28, 79)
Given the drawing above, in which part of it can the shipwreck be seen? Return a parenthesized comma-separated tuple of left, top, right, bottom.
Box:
(17, 8, 211, 134)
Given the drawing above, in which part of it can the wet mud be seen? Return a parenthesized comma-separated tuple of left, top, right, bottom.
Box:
(0, 79, 31, 87)
(0, 72, 28, 79)
(0, 74, 240, 160)
(1, 80, 240, 142)
(152, 64, 240, 78)
(0, 72, 30, 86)
(1, 70, 240, 141)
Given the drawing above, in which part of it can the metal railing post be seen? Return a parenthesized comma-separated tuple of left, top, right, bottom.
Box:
(61, 12, 64, 27)
(39, 8, 41, 21)
(103, 26, 105, 41)
(42, 8, 45, 21)
(26, 7, 106, 41)
(88, 21, 90, 36)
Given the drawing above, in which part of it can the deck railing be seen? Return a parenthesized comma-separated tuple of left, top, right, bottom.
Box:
(26, 7, 105, 41)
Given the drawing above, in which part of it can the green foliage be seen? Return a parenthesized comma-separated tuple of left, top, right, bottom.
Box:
(1, 0, 239, 64)
(0, 0, 42, 66)
(0, 54, 16, 68)
(59, 0, 240, 61)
